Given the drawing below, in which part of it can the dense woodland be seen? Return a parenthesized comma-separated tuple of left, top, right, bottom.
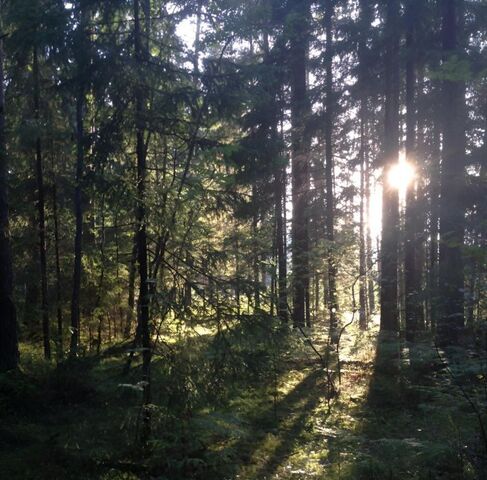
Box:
(0, 0, 486, 478)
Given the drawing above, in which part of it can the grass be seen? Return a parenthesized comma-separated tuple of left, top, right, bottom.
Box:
(1, 321, 486, 479)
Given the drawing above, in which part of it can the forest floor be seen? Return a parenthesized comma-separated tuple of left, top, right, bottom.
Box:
(0, 318, 486, 480)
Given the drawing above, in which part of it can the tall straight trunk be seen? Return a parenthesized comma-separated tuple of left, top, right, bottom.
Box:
(365, 168, 375, 314)
(429, 116, 441, 328)
(134, 0, 151, 441)
(33, 46, 50, 360)
(52, 182, 63, 358)
(358, 0, 372, 329)
(268, 36, 287, 324)
(275, 153, 288, 322)
(404, 1, 423, 341)
(415, 63, 427, 332)
(359, 147, 367, 329)
(324, 0, 338, 334)
(289, 0, 311, 328)
(70, 3, 87, 356)
(466, 244, 477, 328)
(437, 0, 466, 345)
(380, 0, 400, 333)
(0, 32, 19, 372)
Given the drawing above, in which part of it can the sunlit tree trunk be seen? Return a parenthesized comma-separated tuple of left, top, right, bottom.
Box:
(380, 0, 400, 334)
(428, 112, 441, 329)
(359, 149, 367, 330)
(275, 141, 288, 322)
(358, 0, 372, 330)
(278, 96, 289, 322)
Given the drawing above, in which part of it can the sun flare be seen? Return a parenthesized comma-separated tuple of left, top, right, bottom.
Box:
(387, 154, 416, 192)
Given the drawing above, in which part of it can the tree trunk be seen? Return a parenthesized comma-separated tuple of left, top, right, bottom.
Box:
(134, 0, 151, 442)
(428, 114, 441, 329)
(404, 1, 423, 341)
(276, 160, 288, 322)
(252, 188, 260, 310)
(365, 157, 375, 314)
(380, 0, 400, 334)
(289, 0, 311, 329)
(324, 0, 338, 335)
(358, 0, 372, 330)
(0, 31, 19, 372)
(359, 146, 367, 330)
(52, 182, 63, 359)
(70, 3, 88, 357)
(437, 0, 466, 345)
(33, 46, 50, 360)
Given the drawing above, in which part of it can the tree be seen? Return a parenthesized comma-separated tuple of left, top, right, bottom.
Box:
(404, 0, 424, 341)
(133, 0, 151, 441)
(323, 0, 338, 335)
(0, 19, 19, 372)
(33, 44, 50, 359)
(357, 0, 374, 330)
(70, 1, 88, 357)
(379, 0, 400, 334)
(288, 0, 311, 329)
(437, 0, 467, 345)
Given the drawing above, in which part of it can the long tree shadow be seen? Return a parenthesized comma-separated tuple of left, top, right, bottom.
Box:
(225, 366, 330, 479)
(347, 333, 485, 479)
(344, 335, 421, 479)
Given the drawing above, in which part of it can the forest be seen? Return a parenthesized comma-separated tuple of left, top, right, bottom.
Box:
(0, 0, 486, 478)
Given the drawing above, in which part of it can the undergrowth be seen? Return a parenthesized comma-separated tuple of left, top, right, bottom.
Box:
(1, 318, 486, 479)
